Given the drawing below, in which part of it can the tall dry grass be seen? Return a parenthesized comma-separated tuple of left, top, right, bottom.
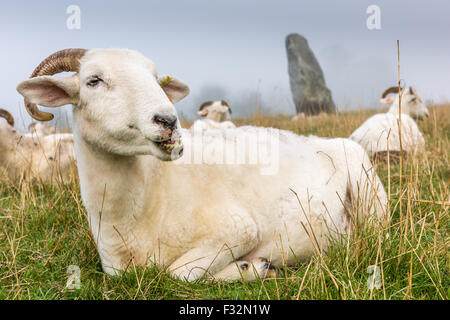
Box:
(1, 104, 448, 299)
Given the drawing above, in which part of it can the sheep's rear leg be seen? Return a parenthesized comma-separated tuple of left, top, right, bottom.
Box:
(210, 258, 277, 281)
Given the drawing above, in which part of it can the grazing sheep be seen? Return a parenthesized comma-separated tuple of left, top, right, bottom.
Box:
(349, 86, 428, 160)
(191, 100, 236, 131)
(17, 48, 387, 281)
(0, 108, 76, 183)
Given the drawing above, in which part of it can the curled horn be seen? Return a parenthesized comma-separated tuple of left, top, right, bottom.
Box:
(0, 109, 14, 127)
(221, 100, 231, 114)
(24, 48, 87, 121)
(381, 84, 406, 98)
(198, 101, 214, 111)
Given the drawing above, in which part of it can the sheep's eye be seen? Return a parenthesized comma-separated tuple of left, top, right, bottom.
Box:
(87, 77, 103, 87)
(410, 97, 417, 103)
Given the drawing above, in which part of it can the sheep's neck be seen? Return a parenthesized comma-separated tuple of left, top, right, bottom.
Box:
(388, 98, 409, 115)
(76, 137, 150, 219)
(73, 130, 160, 264)
(207, 112, 227, 122)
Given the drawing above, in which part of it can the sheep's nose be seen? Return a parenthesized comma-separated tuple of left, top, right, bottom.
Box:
(153, 114, 177, 129)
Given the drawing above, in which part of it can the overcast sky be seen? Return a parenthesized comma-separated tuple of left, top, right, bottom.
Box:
(1, 0, 449, 127)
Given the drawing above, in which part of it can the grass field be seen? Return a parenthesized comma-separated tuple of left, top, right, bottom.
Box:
(0, 104, 448, 300)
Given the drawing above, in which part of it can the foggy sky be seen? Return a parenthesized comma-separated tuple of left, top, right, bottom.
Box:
(1, 0, 449, 128)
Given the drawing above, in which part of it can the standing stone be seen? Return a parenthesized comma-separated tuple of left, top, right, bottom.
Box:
(286, 33, 336, 116)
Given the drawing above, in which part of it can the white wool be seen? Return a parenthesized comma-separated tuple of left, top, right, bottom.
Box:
(349, 113, 425, 155)
(17, 48, 387, 281)
(191, 118, 236, 131)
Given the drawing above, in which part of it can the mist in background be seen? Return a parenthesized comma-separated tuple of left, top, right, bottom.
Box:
(1, 0, 449, 129)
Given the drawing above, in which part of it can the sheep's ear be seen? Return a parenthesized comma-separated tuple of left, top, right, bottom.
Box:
(158, 75, 190, 103)
(17, 75, 79, 108)
(197, 109, 208, 116)
(380, 97, 393, 104)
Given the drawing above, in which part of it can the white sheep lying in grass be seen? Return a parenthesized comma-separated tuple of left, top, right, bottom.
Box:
(0, 108, 76, 183)
(349, 86, 428, 160)
(17, 48, 387, 281)
(191, 100, 236, 131)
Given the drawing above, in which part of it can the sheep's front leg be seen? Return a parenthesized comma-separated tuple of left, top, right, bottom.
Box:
(168, 247, 277, 282)
(168, 208, 261, 282)
(210, 257, 277, 281)
(168, 244, 250, 282)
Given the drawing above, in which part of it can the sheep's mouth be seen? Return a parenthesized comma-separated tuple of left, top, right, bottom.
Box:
(154, 139, 183, 155)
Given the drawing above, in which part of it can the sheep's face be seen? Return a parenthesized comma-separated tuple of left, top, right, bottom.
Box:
(17, 49, 190, 161)
(382, 87, 429, 119)
(198, 101, 231, 122)
(403, 87, 429, 119)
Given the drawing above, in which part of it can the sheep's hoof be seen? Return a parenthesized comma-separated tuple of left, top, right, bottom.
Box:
(250, 257, 277, 279)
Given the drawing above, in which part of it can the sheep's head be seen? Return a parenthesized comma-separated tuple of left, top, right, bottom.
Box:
(380, 86, 429, 119)
(198, 100, 232, 122)
(16, 48, 189, 161)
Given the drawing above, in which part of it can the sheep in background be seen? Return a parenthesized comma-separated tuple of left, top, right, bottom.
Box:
(0, 108, 76, 183)
(349, 86, 428, 161)
(198, 100, 232, 121)
(191, 100, 236, 131)
(381, 86, 429, 119)
(17, 48, 387, 282)
(26, 122, 73, 141)
(26, 122, 56, 137)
